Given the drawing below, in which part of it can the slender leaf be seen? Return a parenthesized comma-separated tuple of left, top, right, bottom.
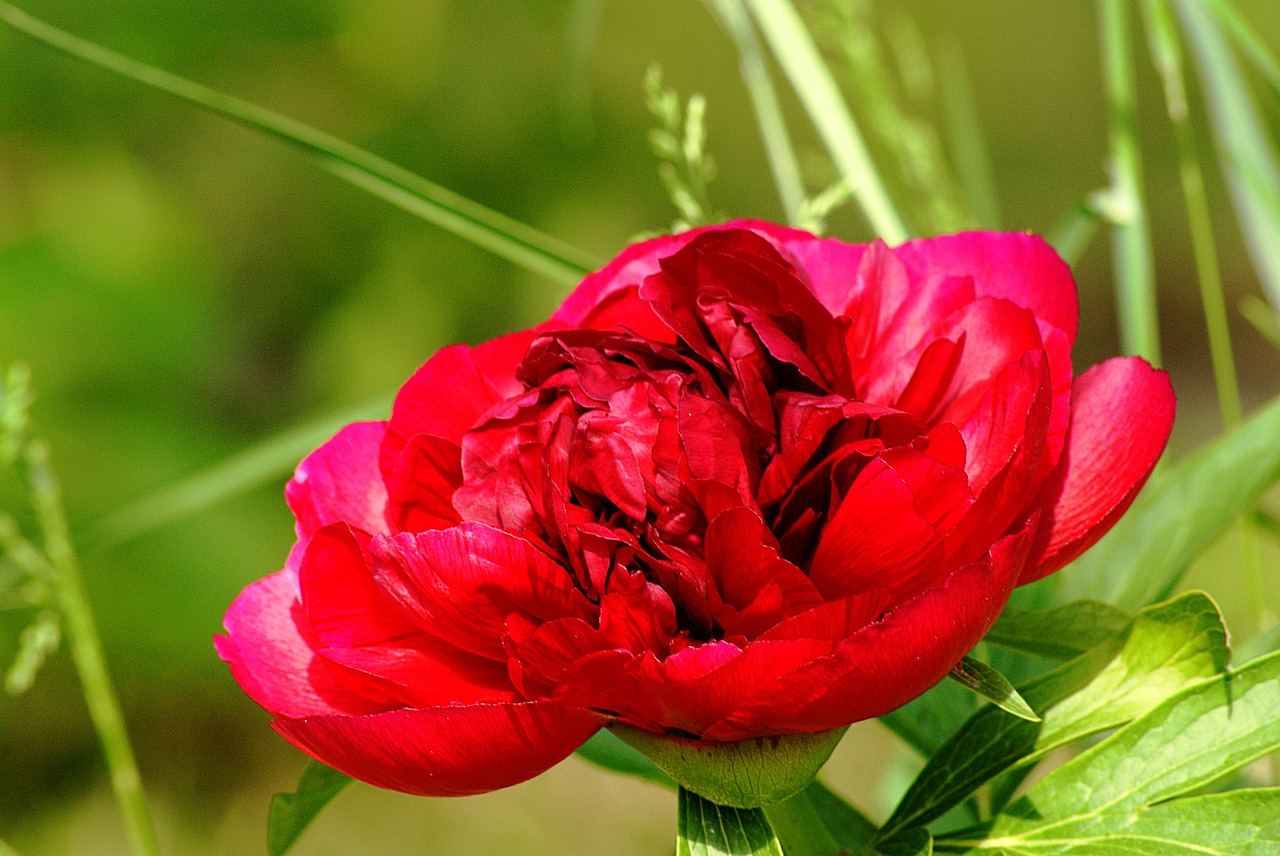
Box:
(937, 39, 1001, 230)
(880, 674, 977, 758)
(574, 729, 674, 788)
(1171, 0, 1280, 328)
(1045, 195, 1106, 266)
(743, 0, 910, 242)
(941, 650, 1280, 854)
(882, 593, 1228, 838)
(1100, 0, 1161, 364)
(79, 393, 394, 551)
(876, 828, 933, 856)
(985, 601, 1131, 661)
(947, 657, 1040, 722)
(267, 761, 353, 856)
(677, 787, 784, 856)
(802, 779, 879, 854)
(763, 785, 847, 856)
(706, 0, 806, 226)
(1205, 0, 1280, 97)
(1058, 389, 1280, 609)
(0, 3, 599, 286)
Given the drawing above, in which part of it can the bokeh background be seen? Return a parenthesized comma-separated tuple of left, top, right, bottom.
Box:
(1, 0, 1278, 852)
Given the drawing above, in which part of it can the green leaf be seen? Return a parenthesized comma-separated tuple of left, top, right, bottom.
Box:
(880, 672, 977, 758)
(677, 787, 784, 856)
(1059, 389, 1280, 610)
(875, 827, 933, 856)
(1170, 0, 1280, 331)
(985, 600, 1131, 661)
(947, 657, 1040, 722)
(1205, 0, 1280, 96)
(0, 3, 599, 287)
(881, 593, 1228, 838)
(942, 650, 1280, 854)
(764, 780, 877, 856)
(267, 761, 353, 856)
(742, 0, 910, 242)
(574, 728, 675, 788)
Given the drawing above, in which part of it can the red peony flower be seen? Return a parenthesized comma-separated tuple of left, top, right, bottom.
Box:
(217, 222, 1175, 797)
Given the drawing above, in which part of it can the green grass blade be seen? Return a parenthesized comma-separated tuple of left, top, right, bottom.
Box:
(0, 3, 599, 286)
(1170, 0, 1280, 327)
(1047, 195, 1107, 265)
(937, 38, 1002, 230)
(1100, 0, 1162, 365)
(79, 393, 394, 551)
(743, 0, 911, 242)
(1204, 0, 1280, 96)
(267, 761, 352, 856)
(706, 0, 807, 227)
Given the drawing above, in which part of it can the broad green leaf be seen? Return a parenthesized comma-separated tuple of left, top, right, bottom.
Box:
(574, 729, 674, 788)
(267, 761, 353, 856)
(947, 657, 1039, 722)
(1170, 0, 1280, 329)
(985, 601, 1131, 661)
(1059, 389, 1280, 609)
(79, 392, 394, 551)
(943, 651, 1280, 854)
(0, 3, 599, 287)
(801, 779, 879, 854)
(880, 593, 1228, 838)
(742, 0, 910, 242)
(677, 787, 784, 856)
(879, 674, 977, 758)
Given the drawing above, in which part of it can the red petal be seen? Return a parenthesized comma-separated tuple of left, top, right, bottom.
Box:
(217, 569, 388, 719)
(379, 329, 537, 479)
(274, 701, 602, 796)
(706, 527, 1031, 740)
(807, 448, 972, 602)
(286, 422, 389, 539)
(317, 642, 517, 709)
(1021, 358, 1175, 582)
(369, 524, 594, 660)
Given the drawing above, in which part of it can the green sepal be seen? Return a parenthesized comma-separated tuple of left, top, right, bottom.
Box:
(612, 723, 847, 808)
(267, 760, 352, 856)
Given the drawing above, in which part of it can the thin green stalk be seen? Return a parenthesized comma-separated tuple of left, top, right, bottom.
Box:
(1100, 0, 1162, 365)
(937, 38, 1002, 230)
(706, 0, 807, 226)
(0, 3, 598, 286)
(21, 437, 160, 856)
(79, 391, 394, 552)
(743, 0, 910, 242)
(1144, 0, 1270, 634)
(1204, 0, 1280, 96)
(1170, 0, 1280, 330)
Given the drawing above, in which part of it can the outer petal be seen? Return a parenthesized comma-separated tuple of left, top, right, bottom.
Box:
(379, 329, 538, 480)
(274, 701, 603, 796)
(217, 569, 388, 719)
(286, 421, 390, 540)
(1020, 358, 1175, 582)
(707, 526, 1031, 740)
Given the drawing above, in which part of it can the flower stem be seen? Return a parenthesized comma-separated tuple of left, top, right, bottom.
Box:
(21, 436, 161, 856)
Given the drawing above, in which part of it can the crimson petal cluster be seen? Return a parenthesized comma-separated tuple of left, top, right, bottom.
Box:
(218, 222, 1175, 796)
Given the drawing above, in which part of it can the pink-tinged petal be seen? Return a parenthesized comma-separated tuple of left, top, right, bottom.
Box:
(892, 231, 1079, 345)
(317, 641, 517, 710)
(1021, 358, 1175, 582)
(274, 701, 603, 797)
(369, 524, 594, 661)
(807, 447, 972, 602)
(379, 329, 538, 479)
(218, 569, 388, 719)
(298, 526, 423, 649)
(706, 527, 1032, 740)
(286, 422, 390, 539)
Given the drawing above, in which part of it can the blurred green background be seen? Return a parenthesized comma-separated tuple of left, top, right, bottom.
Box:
(0, 0, 1277, 852)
